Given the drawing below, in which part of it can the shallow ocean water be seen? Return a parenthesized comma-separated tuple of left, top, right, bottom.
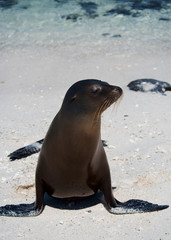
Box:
(0, 0, 171, 54)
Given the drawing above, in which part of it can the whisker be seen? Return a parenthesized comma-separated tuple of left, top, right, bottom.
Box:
(93, 92, 123, 122)
(94, 99, 109, 120)
(113, 95, 122, 112)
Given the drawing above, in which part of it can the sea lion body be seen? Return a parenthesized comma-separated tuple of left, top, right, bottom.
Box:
(0, 79, 169, 217)
(34, 79, 119, 212)
(38, 129, 104, 198)
(37, 112, 101, 199)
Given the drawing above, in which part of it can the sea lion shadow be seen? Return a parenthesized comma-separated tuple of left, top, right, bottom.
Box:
(44, 187, 116, 210)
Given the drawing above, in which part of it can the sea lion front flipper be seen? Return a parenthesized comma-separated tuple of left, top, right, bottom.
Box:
(8, 139, 44, 161)
(107, 199, 169, 214)
(0, 176, 45, 217)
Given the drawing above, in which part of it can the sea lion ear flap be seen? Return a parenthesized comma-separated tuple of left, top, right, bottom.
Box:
(70, 94, 77, 102)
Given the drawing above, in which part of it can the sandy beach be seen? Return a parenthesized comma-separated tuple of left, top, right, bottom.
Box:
(0, 1, 171, 239)
(0, 43, 171, 239)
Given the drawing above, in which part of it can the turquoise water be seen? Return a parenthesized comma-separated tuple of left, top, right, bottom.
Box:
(0, 0, 171, 53)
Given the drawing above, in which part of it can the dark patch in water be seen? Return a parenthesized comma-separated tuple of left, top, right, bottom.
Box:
(132, 0, 168, 11)
(132, 11, 142, 17)
(62, 12, 98, 22)
(104, 9, 117, 16)
(54, 0, 69, 3)
(112, 34, 122, 38)
(62, 1, 99, 22)
(103, 7, 141, 18)
(102, 33, 122, 38)
(63, 13, 82, 22)
(102, 33, 110, 37)
(86, 13, 99, 19)
(103, 1, 170, 18)
(79, 2, 98, 18)
(79, 2, 98, 15)
(159, 17, 170, 21)
(0, 0, 18, 9)
(20, 6, 29, 10)
(104, 8, 132, 16)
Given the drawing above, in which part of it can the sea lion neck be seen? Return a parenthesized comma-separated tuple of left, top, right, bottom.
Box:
(58, 108, 101, 132)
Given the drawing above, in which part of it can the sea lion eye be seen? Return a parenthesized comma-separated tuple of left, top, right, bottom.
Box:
(70, 95, 77, 102)
(92, 86, 102, 94)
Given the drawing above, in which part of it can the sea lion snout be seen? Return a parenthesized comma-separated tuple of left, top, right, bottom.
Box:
(109, 86, 123, 103)
(111, 85, 123, 95)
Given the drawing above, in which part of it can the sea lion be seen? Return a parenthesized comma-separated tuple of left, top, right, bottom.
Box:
(0, 79, 169, 217)
(127, 79, 171, 94)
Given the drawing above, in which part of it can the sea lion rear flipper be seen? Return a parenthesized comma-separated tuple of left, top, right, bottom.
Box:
(101, 180, 169, 214)
(8, 139, 44, 161)
(0, 202, 42, 217)
(107, 199, 169, 214)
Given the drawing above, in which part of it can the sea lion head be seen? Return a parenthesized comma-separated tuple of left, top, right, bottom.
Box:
(60, 79, 123, 119)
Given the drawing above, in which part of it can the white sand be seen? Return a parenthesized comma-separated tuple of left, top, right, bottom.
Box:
(0, 46, 171, 240)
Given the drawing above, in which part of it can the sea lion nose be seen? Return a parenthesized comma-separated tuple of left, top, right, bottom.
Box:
(112, 86, 123, 94)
